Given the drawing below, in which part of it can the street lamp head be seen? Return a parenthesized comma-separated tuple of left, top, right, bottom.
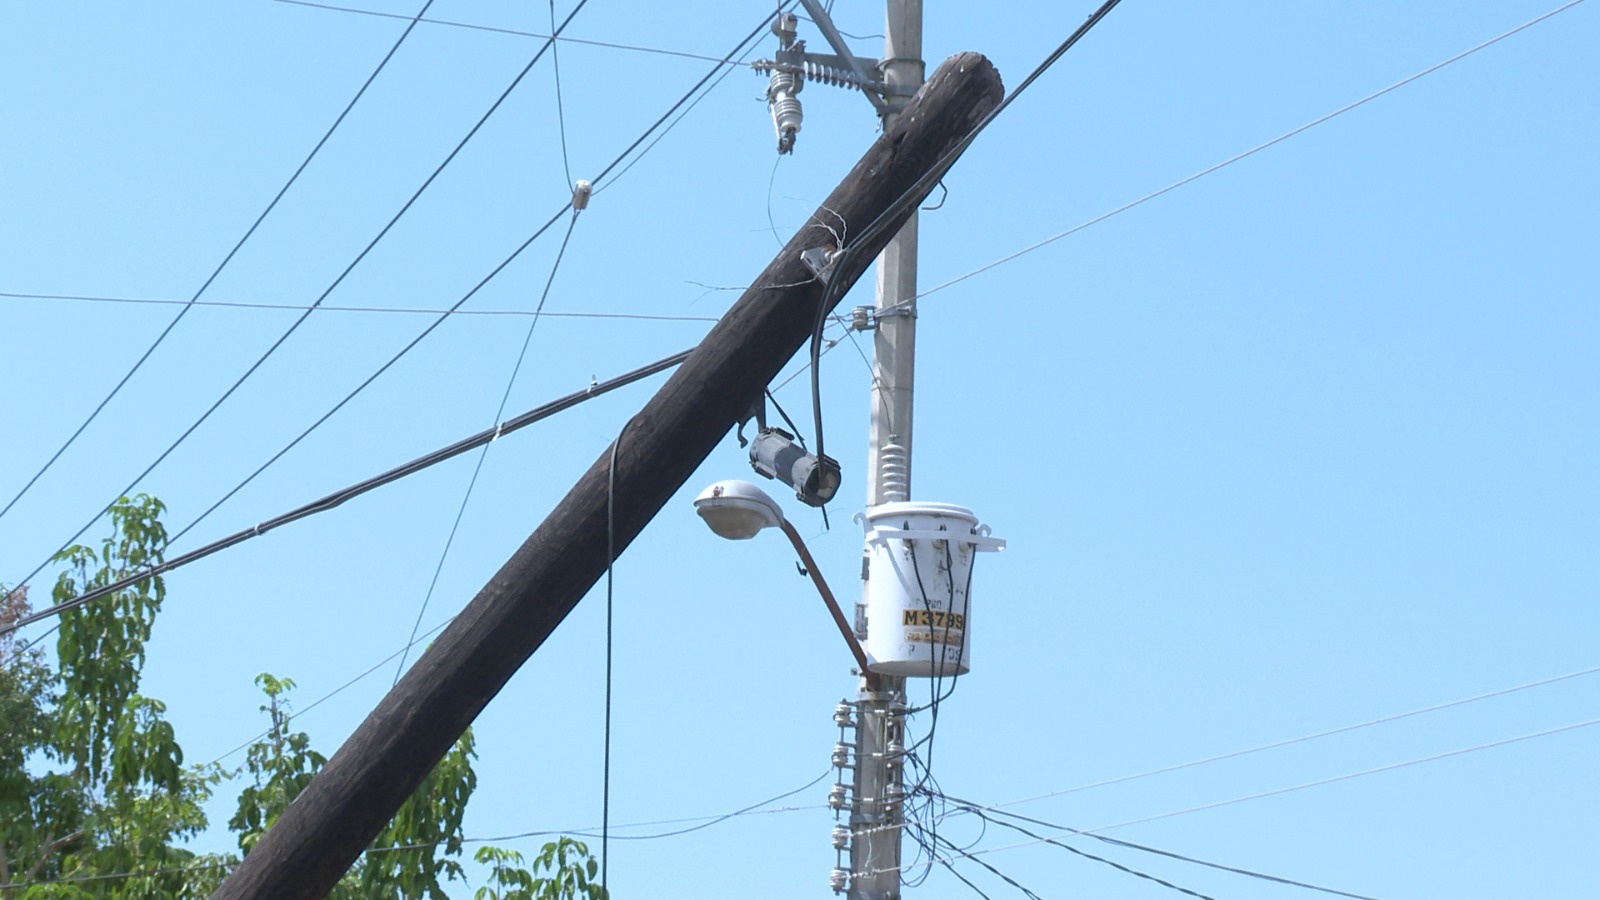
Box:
(693, 479, 785, 540)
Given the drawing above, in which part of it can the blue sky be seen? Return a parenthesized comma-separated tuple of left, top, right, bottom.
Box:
(3, 1, 1597, 897)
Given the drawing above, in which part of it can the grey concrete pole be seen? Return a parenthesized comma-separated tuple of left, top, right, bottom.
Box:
(850, 3, 923, 898)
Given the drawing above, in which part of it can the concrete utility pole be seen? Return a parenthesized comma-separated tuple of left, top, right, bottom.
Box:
(850, 4, 924, 898)
(209, 52, 1001, 900)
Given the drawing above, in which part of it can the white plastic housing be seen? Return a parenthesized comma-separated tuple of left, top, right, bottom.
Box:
(861, 502, 1004, 677)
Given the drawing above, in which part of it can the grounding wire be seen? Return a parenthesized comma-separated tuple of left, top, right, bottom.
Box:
(0, 349, 690, 637)
(274, 0, 737, 64)
(938, 795, 1382, 900)
(910, 0, 1591, 305)
(0, 0, 438, 528)
(5, 0, 591, 600)
(601, 429, 625, 897)
(0, 291, 720, 322)
(14, 0, 785, 609)
(392, 212, 583, 684)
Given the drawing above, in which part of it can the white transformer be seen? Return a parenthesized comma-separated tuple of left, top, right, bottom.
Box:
(860, 502, 1004, 677)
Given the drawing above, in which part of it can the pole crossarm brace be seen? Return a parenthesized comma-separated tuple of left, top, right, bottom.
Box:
(209, 52, 1002, 900)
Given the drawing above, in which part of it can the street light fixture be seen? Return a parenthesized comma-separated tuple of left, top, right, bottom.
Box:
(694, 480, 878, 688)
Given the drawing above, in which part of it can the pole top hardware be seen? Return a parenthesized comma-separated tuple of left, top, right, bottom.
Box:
(754, 0, 916, 153)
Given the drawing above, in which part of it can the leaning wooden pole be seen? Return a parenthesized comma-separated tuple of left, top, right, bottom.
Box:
(212, 52, 1002, 900)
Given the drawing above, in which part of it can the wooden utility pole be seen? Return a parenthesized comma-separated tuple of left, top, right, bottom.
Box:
(211, 52, 1002, 900)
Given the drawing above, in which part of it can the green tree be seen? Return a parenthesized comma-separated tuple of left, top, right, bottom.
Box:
(228, 674, 489, 899)
(1, 494, 605, 899)
(474, 840, 606, 900)
(0, 495, 223, 899)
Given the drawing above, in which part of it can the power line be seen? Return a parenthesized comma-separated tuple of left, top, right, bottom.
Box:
(1, 349, 689, 638)
(132, 3, 787, 548)
(548, 0, 574, 189)
(857, 713, 1600, 884)
(208, 614, 457, 764)
(148, 1, 785, 548)
(4, 0, 592, 601)
(0, 770, 828, 893)
(0, 290, 719, 322)
(7, 1, 793, 632)
(589, 0, 803, 197)
(1084, 716, 1600, 834)
(0, 0, 439, 527)
(801, 0, 1127, 470)
(273, 0, 737, 64)
(989, 662, 1600, 809)
(939, 814, 1221, 900)
(912, 0, 1591, 304)
(393, 211, 583, 684)
(938, 794, 1381, 900)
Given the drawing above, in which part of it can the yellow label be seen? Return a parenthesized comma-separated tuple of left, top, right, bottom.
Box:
(902, 609, 965, 631)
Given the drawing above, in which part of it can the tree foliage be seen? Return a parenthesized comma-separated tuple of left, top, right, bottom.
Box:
(0, 496, 603, 898)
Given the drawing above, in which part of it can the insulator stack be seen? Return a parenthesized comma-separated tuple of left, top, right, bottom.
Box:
(878, 441, 909, 503)
(766, 69, 804, 155)
(803, 59, 868, 90)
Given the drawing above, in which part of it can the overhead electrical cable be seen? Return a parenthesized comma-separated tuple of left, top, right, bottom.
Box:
(0, 0, 439, 526)
(0, 290, 719, 322)
(800, 0, 1126, 470)
(141, 0, 785, 550)
(209, 615, 456, 765)
(934, 818, 1220, 900)
(273, 0, 736, 64)
(0, 349, 689, 638)
(548, 0, 574, 189)
(0, 770, 829, 893)
(7, 0, 793, 634)
(393, 211, 583, 684)
(988, 661, 1600, 808)
(922, 830, 1049, 900)
(5, 0, 592, 598)
(588, 6, 777, 196)
(939, 794, 1381, 900)
(121, 2, 788, 556)
(1084, 716, 1600, 834)
(910, 0, 1590, 305)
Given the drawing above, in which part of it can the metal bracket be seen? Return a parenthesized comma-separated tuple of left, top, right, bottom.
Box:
(801, 246, 840, 282)
(752, 0, 913, 114)
(795, 0, 888, 113)
(848, 304, 914, 332)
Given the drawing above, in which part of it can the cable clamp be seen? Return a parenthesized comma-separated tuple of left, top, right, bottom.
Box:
(571, 180, 592, 211)
(801, 245, 840, 283)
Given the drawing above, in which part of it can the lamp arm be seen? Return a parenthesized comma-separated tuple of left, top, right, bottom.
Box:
(778, 518, 880, 690)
